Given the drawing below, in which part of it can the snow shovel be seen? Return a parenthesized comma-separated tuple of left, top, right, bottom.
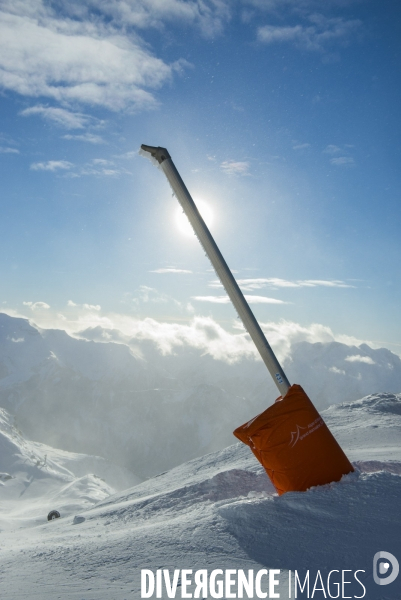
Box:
(140, 145, 354, 495)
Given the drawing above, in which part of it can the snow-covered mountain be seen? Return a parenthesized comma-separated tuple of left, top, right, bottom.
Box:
(1, 312, 401, 478)
(287, 340, 401, 409)
(1, 392, 400, 599)
(0, 407, 141, 531)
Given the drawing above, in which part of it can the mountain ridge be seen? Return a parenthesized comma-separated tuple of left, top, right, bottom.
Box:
(1, 312, 400, 478)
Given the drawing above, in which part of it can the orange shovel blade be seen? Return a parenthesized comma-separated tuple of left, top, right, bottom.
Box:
(234, 384, 353, 495)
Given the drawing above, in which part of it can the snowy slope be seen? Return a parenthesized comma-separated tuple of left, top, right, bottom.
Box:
(0, 408, 141, 531)
(1, 393, 400, 599)
(324, 392, 401, 463)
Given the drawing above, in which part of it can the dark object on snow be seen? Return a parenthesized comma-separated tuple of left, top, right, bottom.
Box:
(47, 510, 61, 521)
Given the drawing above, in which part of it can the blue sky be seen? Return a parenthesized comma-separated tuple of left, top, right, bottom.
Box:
(1, 0, 400, 355)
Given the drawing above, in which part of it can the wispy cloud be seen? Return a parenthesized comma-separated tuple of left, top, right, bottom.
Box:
(299, 279, 354, 288)
(20, 105, 91, 129)
(134, 285, 182, 307)
(247, 296, 286, 304)
(192, 295, 286, 304)
(52, 158, 132, 179)
(345, 354, 375, 364)
(92, 159, 114, 166)
(5, 301, 376, 366)
(330, 156, 355, 167)
(68, 300, 101, 311)
(78, 169, 121, 178)
(76, 159, 128, 178)
(293, 143, 310, 150)
(30, 160, 73, 172)
(0, 6, 178, 112)
(114, 151, 138, 160)
(257, 15, 361, 52)
(22, 301, 50, 310)
(209, 277, 355, 290)
(63, 133, 105, 144)
(0, 146, 19, 154)
(323, 144, 355, 167)
(323, 144, 342, 154)
(192, 295, 231, 304)
(56, 0, 231, 38)
(151, 268, 192, 274)
(329, 366, 346, 375)
(83, 303, 101, 311)
(220, 160, 250, 175)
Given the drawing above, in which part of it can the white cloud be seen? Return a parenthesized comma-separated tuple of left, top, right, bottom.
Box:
(210, 277, 355, 290)
(323, 144, 341, 154)
(30, 160, 73, 171)
(33, 302, 50, 310)
(20, 105, 91, 129)
(330, 156, 355, 166)
(83, 303, 101, 311)
(345, 355, 375, 365)
(3, 3, 358, 119)
(115, 151, 138, 160)
(220, 160, 250, 175)
(238, 278, 299, 289)
(23, 301, 50, 310)
(293, 143, 310, 150)
(101, 169, 119, 176)
(192, 294, 285, 304)
(257, 15, 361, 52)
(258, 24, 304, 44)
(134, 285, 183, 307)
(329, 366, 346, 375)
(322, 145, 355, 167)
(77, 164, 123, 177)
(151, 268, 192, 274)
(245, 295, 286, 304)
(73, 158, 134, 178)
(91, 158, 114, 166)
(67, 300, 100, 311)
(5, 300, 379, 366)
(0, 7, 176, 112)
(256, 320, 368, 364)
(63, 133, 105, 144)
(192, 295, 231, 304)
(0, 146, 19, 153)
(300, 279, 354, 288)
(55, 0, 231, 38)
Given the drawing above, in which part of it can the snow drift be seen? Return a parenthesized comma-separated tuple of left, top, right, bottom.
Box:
(1, 392, 400, 599)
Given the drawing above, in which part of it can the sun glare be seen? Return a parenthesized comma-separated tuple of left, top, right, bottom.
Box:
(175, 199, 214, 237)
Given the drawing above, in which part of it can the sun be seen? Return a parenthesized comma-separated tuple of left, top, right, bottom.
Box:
(175, 199, 214, 237)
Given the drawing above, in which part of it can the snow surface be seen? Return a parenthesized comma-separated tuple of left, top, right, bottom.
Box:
(1, 392, 400, 599)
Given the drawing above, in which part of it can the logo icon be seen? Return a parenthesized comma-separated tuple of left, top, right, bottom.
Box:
(373, 551, 399, 585)
(289, 424, 307, 448)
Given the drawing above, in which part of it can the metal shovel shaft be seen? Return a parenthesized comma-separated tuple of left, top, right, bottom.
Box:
(141, 145, 291, 396)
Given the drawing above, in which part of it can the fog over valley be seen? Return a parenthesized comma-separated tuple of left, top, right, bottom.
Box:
(2, 312, 400, 479)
